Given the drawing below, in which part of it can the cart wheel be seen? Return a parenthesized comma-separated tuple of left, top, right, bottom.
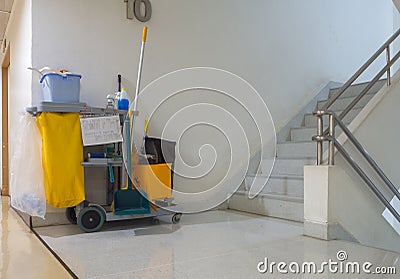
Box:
(66, 207, 77, 224)
(152, 218, 160, 225)
(172, 213, 182, 224)
(77, 206, 105, 233)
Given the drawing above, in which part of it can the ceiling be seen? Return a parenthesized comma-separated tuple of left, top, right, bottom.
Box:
(0, 0, 13, 46)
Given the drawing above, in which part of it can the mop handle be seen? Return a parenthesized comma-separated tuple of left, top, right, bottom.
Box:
(125, 115, 133, 189)
(142, 26, 148, 42)
(144, 119, 149, 134)
(133, 26, 148, 114)
(126, 27, 147, 189)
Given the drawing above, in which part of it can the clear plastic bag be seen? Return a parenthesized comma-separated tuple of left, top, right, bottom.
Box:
(10, 112, 46, 218)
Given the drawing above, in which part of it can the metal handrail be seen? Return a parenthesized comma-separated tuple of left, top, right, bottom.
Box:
(313, 29, 400, 228)
(317, 30, 400, 144)
(338, 51, 400, 120)
(322, 28, 400, 111)
(313, 112, 400, 224)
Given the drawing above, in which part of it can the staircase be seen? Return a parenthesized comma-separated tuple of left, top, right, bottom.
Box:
(228, 79, 387, 222)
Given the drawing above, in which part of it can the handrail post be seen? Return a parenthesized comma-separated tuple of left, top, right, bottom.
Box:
(329, 114, 335, 165)
(317, 115, 323, 165)
(386, 45, 391, 86)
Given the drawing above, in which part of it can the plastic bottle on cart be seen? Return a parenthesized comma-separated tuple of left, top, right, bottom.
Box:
(114, 91, 120, 109)
(118, 88, 129, 111)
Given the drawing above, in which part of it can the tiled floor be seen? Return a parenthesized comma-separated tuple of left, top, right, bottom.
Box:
(0, 197, 71, 278)
(34, 209, 400, 278)
(1, 194, 399, 278)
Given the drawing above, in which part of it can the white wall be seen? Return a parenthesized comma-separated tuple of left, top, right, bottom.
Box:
(31, 0, 394, 129)
(0, 0, 32, 193)
(30, 0, 394, 208)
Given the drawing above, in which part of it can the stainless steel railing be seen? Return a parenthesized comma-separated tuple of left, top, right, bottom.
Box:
(322, 28, 400, 112)
(312, 112, 400, 223)
(313, 29, 400, 223)
(315, 29, 400, 164)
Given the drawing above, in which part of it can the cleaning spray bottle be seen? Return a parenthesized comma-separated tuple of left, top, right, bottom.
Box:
(118, 87, 129, 111)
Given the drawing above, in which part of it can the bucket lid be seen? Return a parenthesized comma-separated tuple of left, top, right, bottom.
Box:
(40, 72, 82, 83)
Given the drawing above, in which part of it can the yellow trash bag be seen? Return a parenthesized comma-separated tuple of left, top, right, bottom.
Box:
(36, 112, 85, 208)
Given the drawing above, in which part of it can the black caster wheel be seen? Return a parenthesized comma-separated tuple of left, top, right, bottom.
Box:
(152, 218, 160, 225)
(77, 206, 105, 233)
(172, 213, 182, 224)
(66, 207, 77, 224)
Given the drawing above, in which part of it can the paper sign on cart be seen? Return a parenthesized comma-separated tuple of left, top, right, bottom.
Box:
(80, 115, 123, 146)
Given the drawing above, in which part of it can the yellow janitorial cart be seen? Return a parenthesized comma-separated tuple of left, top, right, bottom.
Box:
(28, 26, 181, 233)
(70, 26, 182, 232)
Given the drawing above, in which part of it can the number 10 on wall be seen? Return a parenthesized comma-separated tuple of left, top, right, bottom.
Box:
(125, 0, 152, 22)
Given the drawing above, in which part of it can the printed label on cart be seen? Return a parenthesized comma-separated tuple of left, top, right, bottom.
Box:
(80, 115, 123, 146)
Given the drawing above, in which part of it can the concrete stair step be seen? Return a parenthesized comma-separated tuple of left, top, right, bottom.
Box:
(317, 93, 374, 111)
(290, 126, 321, 141)
(301, 121, 350, 129)
(328, 79, 386, 99)
(231, 80, 386, 223)
(268, 158, 315, 175)
(277, 141, 324, 158)
(245, 174, 304, 196)
(303, 108, 362, 128)
(229, 191, 304, 222)
(290, 123, 349, 141)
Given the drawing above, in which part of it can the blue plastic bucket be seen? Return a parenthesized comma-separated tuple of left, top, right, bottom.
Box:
(40, 73, 81, 103)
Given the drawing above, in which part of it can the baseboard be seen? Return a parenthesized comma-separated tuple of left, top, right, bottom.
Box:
(13, 207, 70, 228)
(304, 220, 359, 243)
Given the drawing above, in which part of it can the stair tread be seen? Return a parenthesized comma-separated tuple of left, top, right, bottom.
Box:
(235, 190, 304, 202)
(273, 156, 315, 160)
(278, 140, 315, 144)
(329, 88, 378, 97)
(303, 107, 362, 117)
(291, 125, 334, 131)
(247, 173, 303, 179)
(329, 79, 386, 93)
(299, 120, 351, 129)
(318, 94, 371, 102)
(317, 94, 374, 110)
(330, 79, 386, 90)
(272, 157, 315, 161)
